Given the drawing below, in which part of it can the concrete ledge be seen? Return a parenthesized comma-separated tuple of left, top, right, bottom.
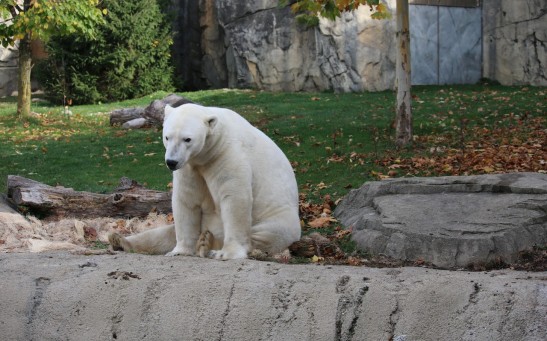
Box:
(0, 252, 545, 340)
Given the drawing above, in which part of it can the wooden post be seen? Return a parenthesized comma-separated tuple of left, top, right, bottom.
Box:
(395, 0, 412, 147)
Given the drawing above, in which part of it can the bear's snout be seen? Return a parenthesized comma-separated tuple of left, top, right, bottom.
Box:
(166, 159, 179, 171)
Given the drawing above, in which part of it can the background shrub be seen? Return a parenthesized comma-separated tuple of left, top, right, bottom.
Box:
(36, 0, 174, 104)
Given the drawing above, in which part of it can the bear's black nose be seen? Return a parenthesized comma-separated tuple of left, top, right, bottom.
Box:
(166, 159, 178, 171)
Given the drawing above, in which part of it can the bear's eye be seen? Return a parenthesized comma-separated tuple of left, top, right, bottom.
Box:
(165, 136, 169, 141)
(184, 138, 192, 143)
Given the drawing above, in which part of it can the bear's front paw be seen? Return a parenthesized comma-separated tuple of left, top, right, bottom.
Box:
(165, 245, 195, 257)
(208, 244, 248, 260)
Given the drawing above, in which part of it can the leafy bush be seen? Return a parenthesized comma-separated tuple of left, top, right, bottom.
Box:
(36, 0, 174, 104)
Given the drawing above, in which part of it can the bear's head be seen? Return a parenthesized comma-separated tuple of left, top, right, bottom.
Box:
(163, 104, 217, 171)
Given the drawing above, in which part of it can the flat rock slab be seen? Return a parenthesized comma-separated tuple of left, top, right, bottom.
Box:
(334, 173, 547, 268)
(0, 253, 545, 341)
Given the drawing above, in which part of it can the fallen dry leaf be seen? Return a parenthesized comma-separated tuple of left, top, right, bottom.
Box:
(308, 216, 337, 228)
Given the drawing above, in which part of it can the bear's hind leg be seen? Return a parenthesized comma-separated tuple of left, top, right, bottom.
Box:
(250, 216, 301, 255)
(108, 224, 176, 255)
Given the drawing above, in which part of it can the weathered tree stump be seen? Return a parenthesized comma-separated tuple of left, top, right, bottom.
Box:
(7, 175, 172, 220)
(109, 107, 145, 126)
(109, 94, 193, 128)
(143, 93, 194, 126)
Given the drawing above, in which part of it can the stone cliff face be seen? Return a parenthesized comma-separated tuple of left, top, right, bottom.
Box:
(175, 0, 397, 92)
(221, 0, 396, 92)
(167, 0, 546, 92)
(1, 1, 544, 96)
(0, 44, 19, 96)
(168, 0, 207, 90)
(483, 0, 546, 86)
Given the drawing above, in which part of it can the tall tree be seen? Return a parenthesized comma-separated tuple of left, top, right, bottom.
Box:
(37, 0, 174, 104)
(0, 0, 105, 119)
(283, 0, 412, 147)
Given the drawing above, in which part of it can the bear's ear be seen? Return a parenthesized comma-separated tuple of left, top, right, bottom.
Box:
(164, 105, 174, 121)
(205, 116, 217, 130)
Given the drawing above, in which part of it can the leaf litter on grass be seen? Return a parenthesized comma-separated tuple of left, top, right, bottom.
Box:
(294, 112, 546, 269)
(374, 115, 546, 179)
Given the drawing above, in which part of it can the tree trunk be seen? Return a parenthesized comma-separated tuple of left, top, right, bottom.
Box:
(17, 36, 32, 120)
(7, 175, 172, 220)
(395, 0, 412, 147)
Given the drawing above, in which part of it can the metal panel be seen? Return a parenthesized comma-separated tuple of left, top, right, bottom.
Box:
(410, 4, 482, 85)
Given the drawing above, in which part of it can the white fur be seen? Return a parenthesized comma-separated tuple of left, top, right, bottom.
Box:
(117, 103, 300, 260)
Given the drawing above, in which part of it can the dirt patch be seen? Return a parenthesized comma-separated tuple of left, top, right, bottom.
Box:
(0, 212, 173, 253)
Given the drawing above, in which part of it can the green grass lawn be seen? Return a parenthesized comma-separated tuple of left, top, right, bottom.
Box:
(1, 85, 545, 203)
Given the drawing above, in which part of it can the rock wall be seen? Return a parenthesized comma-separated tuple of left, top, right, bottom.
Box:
(0, 40, 46, 97)
(169, 0, 207, 90)
(187, 0, 546, 91)
(197, 0, 397, 92)
(0, 44, 19, 97)
(482, 0, 547, 86)
(1, 1, 545, 96)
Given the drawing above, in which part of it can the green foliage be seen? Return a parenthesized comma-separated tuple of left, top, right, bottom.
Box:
(90, 240, 110, 250)
(35, 0, 174, 105)
(280, 0, 391, 27)
(0, 0, 105, 47)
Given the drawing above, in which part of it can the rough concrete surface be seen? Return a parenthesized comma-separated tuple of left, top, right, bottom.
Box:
(334, 173, 547, 268)
(0, 252, 545, 341)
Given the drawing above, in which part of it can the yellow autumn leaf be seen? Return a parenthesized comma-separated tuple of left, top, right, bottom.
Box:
(483, 166, 495, 173)
(376, 3, 387, 13)
(311, 255, 324, 263)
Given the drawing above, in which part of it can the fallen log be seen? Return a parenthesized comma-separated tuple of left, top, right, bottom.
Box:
(109, 107, 145, 126)
(7, 175, 172, 220)
(109, 94, 193, 128)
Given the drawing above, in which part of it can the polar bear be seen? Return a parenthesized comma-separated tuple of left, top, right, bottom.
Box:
(109, 103, 301, 259)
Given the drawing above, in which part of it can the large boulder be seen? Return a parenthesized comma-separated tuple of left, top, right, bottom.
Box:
(334, 173, 547, 268)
